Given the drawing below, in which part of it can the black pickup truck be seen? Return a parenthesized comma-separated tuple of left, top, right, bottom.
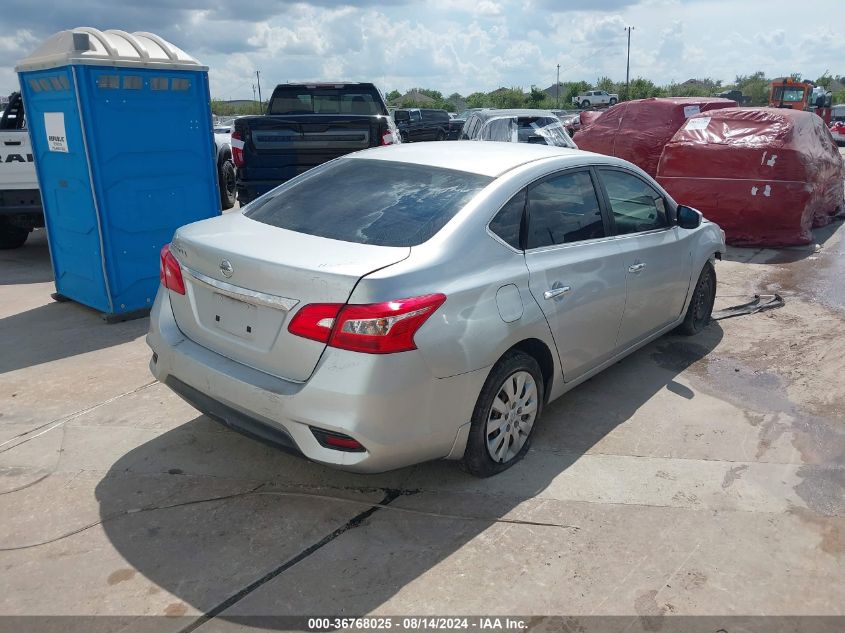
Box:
(233, 83, 400, 204)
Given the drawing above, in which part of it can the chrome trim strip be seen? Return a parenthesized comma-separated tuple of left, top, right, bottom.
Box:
(182, 266, 299, 311)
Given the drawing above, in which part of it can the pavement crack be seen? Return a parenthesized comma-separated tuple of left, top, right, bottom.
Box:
(0, 483, 264, 552)
(0, 380, 159, 454)
(175, 488, 406, 633)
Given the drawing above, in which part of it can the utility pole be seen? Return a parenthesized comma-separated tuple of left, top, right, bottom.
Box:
(625, 26, 634, 100)
(556, 64, 560, 109)
(252, 84, 257, 103)
(256, 70, 263, 106)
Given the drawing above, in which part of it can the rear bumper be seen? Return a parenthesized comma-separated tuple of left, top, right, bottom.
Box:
(0, 189, 43, 220)
(147, 289, 486, 473)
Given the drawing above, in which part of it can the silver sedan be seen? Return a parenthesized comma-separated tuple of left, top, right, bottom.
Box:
(148, 142, 725, 476)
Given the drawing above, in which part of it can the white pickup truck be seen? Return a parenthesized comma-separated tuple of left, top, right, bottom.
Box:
(572, 90, 619, 109)
(0, 92, 42, 249)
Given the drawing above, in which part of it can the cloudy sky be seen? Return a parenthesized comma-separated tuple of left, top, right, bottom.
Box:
(1, 0, 843, 100)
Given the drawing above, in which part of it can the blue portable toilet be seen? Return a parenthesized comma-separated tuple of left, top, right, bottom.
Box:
(16, 28, 220, 321)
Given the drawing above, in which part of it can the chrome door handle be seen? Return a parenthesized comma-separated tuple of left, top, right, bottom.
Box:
(628, 263, 646, 273)
(543, 286, 572, 300)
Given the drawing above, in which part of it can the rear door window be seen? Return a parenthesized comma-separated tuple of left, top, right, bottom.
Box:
(599, 169, 668, 235)
(489, 190, 526, 250)
(244, 159, 492, 247)
(526, 170, 606, 249)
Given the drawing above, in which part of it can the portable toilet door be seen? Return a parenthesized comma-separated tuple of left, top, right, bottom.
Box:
(16, 28, 220, 321)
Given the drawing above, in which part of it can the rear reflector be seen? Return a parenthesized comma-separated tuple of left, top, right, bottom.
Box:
(159, 244, 185, 295)
(310, 428, 366, 452)
(288, 294, 446, 354)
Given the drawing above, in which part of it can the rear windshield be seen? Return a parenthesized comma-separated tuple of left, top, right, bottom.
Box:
(244, 159, 493, 247)
(268, 86, 385, 115)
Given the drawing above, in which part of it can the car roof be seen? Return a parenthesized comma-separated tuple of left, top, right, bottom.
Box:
(352, 141, 610, 178)
(472, 108, 557, 120)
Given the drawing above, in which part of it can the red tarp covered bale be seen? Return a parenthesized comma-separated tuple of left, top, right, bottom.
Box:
(575, 97, 737, 177)
(657, 108, 845, 247)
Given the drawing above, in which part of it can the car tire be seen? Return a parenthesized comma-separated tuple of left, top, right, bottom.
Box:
(462, 350, 545, 477)
(436, 130, 446, 141)
(609, 98, 618, 105)
(0, 220, 30, 249)
(219, 158, 237, 210)
(581, 100, 591, 108)
(678, 261, 717, 336)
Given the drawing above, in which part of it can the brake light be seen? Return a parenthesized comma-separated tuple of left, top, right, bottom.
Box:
(380, 129, 395, 145)
(288, 294, 446, 354)
(159, 244, 185, 295)
(231, 131, 245, 167)
(287, 303, 342, 343)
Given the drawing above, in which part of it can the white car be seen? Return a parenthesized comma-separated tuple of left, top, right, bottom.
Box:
(572, 90, 619, 109)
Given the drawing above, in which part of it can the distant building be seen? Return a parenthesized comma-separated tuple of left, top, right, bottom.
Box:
(392, 90, 437, 107)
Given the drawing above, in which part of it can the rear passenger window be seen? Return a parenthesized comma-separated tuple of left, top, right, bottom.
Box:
(600, 169, 668, 235)
(526, 171, 605, 248)
(489, 190, 525, 250)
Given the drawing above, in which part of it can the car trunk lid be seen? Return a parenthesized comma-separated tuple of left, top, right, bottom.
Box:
(167, 213, 410, 382)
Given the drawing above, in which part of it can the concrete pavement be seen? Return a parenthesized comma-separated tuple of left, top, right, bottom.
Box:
(1, 226, 843, 631)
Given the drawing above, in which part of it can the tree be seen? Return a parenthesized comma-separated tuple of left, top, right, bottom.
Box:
(386, 89, 402, 103)
(563, 81, 592, 105)
(526, 85, 546, 108)
(465, 92, 491, 108)
(627, 78, 665, 100)
(732, 72, 770, 106)
(596, 76, 616, 93)
(210, 99, 265, 116)
(815, 73, 833, 90)
(445, 92, 466, 112)
(489, 87, 526, 109)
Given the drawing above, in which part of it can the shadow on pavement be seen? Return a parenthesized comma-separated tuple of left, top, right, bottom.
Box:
(95, 323, 723, 623)
(721, 219, 843, 265)
(0, 300, 148, 375)
(0, 229, 53, 285)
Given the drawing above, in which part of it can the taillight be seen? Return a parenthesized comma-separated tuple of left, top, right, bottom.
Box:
(288, 294, 446, 354)
(380, 119, 400, 145)
(159, 244, 185, 295)
(286, 303, 342, 343)
(231, 131, 245, 167)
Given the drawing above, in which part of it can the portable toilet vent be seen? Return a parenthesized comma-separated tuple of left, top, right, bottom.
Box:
(16, 28, 220, 321)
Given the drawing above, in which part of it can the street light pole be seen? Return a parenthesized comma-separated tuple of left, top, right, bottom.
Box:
(556, 64, 560, 109)
(625, 26, 634, 100)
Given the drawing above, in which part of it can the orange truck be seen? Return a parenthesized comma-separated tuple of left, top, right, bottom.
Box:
(768, 78, 832, 124)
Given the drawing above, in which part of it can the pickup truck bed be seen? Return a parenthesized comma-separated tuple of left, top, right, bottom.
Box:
(233, 83, 399, 204)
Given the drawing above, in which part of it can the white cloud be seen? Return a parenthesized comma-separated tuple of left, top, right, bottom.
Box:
(1, 0, 844, 99)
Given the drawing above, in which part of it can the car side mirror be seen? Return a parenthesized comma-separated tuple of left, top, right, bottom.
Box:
(677, 205, 702, 229)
